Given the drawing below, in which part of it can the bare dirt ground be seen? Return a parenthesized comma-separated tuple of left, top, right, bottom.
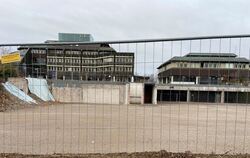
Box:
(0, 85, 32, 112)
(0, 150, 250, 158)
(0, 84, 57, 112)
(0, 102, 250, 155)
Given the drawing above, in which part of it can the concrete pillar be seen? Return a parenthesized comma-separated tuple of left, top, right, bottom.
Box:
(152, 86, 157, 104)
(124, 84, 129, 104)
(221, 91, 225, 103)
(195, 77, 199, 84)
(171, 76, 174, 84)
(131, 76, 134, 83)
(187, 90, 190, 102)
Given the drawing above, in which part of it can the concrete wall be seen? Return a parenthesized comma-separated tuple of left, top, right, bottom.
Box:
(52, 81, 129, 105)
(6, 78, 144, 105)
(129, 83, 144, 104)
(8, 77, 29, 94)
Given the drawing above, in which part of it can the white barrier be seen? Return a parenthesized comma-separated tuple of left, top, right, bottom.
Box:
(2, 82, 36, 104)
(26, 78, 55, 101)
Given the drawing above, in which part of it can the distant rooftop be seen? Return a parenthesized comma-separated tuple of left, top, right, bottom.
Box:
(58, 33, 94, 42)
(44, 33, 94, 43)
(157, 52, 249, 69)
(185, 53, 237, 57)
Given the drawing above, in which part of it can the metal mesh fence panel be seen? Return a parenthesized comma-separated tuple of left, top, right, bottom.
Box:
(0, 35, 250, 154)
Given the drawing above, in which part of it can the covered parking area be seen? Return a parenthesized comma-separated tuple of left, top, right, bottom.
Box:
(153, 84, 250, 104)
(157, 90, 187, 102)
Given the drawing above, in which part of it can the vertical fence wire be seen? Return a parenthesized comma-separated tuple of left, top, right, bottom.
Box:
(233, 38, 242, 152)
(169, 41, 173, 152)
(134, 43, 138, 152)
(186, 40, 192, 151)
(143, 43, 146, 152)
(1, 47, 5, 154)
(243, 47, 250, 153)
(46, 47, 50, 154)
(177, 41, 182, 152)
(196, 39, 202, 153)
(214, 38, 222, 153)
(160, 42, 164, 151)
(223, 38, 231, 152)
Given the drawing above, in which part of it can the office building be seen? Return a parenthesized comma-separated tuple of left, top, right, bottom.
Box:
(18, 43, 134, 82)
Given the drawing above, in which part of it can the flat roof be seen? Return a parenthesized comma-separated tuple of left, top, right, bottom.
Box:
(157, 53, 250, 69)
(185, 53, 237, 57)
(18, 44, 135, 55)
(18, 43, 114, 51)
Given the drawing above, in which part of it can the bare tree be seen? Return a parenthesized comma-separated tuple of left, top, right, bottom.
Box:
(148, 73, 158, 83)
(0, 47, 17, 81)
(0, 47, 11, 56)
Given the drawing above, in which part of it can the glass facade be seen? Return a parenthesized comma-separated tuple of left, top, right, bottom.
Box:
(58, 33, 94, 42)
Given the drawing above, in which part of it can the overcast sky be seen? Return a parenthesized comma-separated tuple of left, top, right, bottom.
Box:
(1, 0, 250, 44)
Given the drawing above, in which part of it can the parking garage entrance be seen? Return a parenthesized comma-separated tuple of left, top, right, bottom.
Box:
(144, 84, 154, 104)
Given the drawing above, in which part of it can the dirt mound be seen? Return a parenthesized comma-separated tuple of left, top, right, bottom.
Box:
(0, 151, 248, 158)
(0, 84, 32, 112)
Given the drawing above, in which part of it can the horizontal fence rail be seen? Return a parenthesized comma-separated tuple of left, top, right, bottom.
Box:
(1, 34, 250, 46)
